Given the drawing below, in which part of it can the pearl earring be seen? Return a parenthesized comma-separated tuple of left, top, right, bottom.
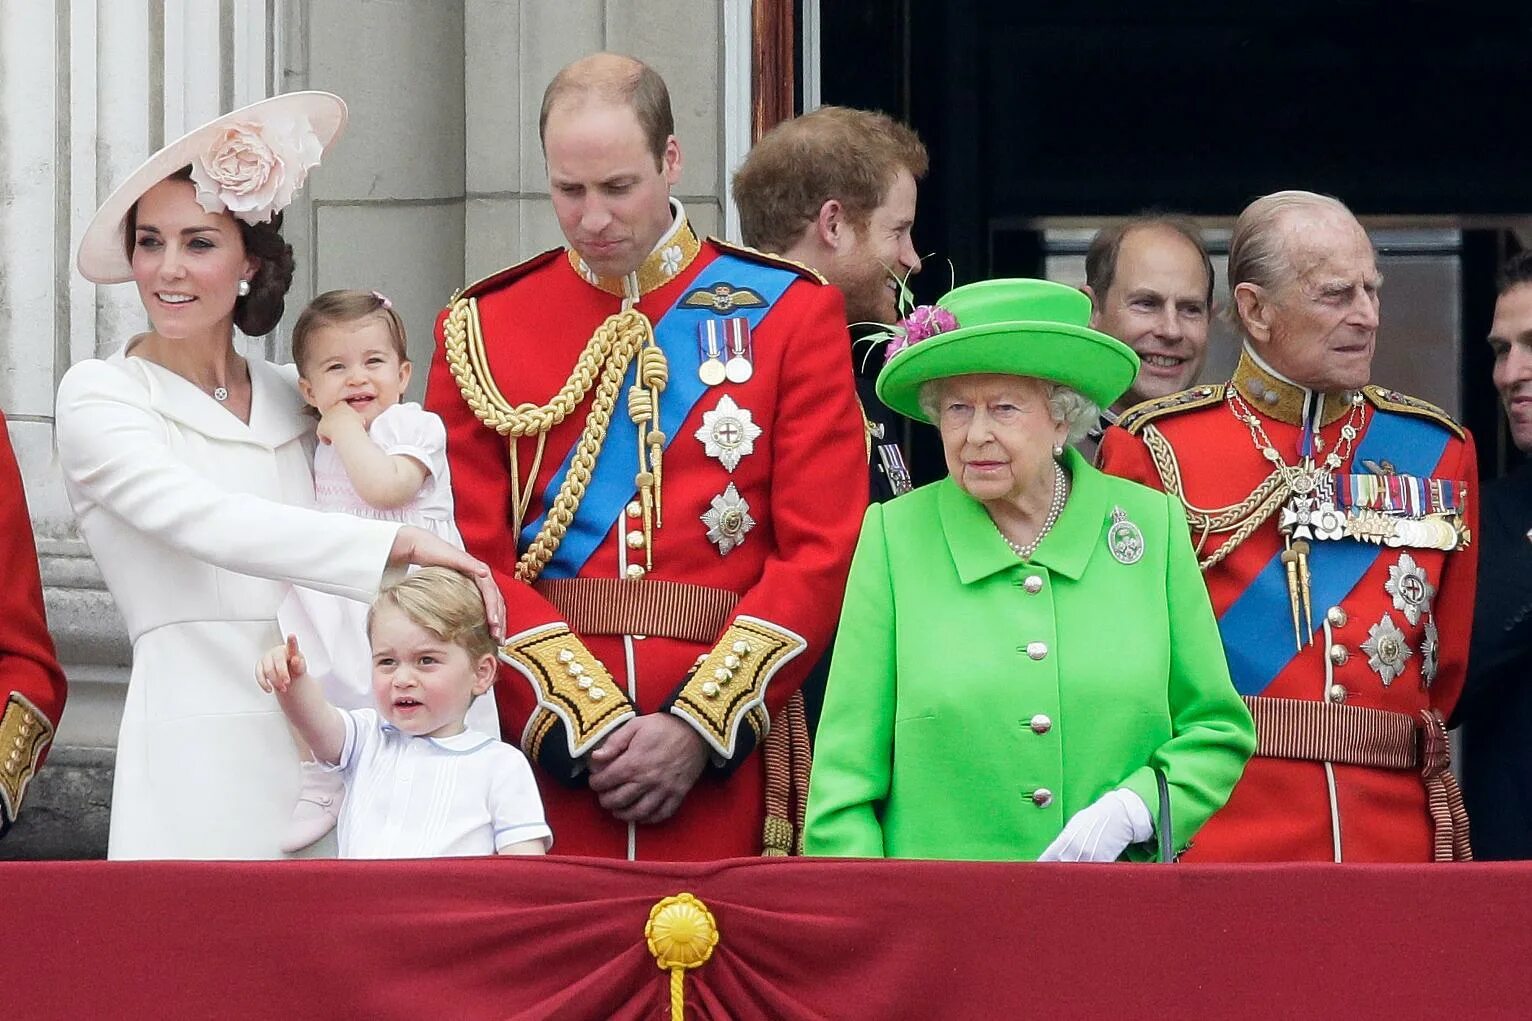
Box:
(1053, 444, 1064, 458)
(237, 280, 251, 297)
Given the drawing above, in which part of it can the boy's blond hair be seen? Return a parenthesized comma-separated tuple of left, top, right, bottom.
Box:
(367, 567, 496, 661)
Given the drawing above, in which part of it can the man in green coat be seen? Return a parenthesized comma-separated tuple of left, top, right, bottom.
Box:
(805, 279, 1255, 862)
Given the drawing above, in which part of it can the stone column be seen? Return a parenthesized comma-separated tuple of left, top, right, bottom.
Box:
(0, 0, 278, 858)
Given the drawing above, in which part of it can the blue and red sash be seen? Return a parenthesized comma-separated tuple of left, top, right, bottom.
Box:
(1218, 409, 1452, 696)
(523, 254, 798, 579)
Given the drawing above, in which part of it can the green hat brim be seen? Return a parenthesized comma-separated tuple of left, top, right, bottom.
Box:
(875, 321, 1140, 424)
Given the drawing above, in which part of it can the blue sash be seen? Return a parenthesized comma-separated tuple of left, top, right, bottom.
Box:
(1218, 409, 1451, 695)
(523, 254, 799, 579)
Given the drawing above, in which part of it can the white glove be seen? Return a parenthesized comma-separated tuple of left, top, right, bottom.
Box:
(1037, 788, 1154, 863)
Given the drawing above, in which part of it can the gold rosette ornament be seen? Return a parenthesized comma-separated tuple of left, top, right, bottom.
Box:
(645, 893, 719, 1021)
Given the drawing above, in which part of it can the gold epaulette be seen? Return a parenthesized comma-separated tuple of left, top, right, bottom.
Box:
(448, 247, 565, 305)
(1363, 385, 1465, 440)
(1116, 383, 1227, 435)
(706, 238, 828, 285)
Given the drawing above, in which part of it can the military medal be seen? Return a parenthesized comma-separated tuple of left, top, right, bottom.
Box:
(1108, 506, 1144, 564)
(697, 320, 727, 386)
(1361, 614, 1412, 687)
(1384, 552, 1435, 626)
(723, 317, 754, 383)
(702, 482, 755, 555)
(695, 394, 762, 472)
(1421, 616, 1440, 688)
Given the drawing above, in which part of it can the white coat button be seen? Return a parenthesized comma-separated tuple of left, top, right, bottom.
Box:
(1030, 714, 1052, 734)
(1026, 642, 1048, 661)
(1031, 788, 1053, 808)
(1024, 575, 1044, 594)
(1327, 606, 1348, 628)
(1328, 684, 1348, 704)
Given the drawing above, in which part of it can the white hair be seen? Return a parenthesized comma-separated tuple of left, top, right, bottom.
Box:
(1226, 189, 1366, 339)
(918, 376, 1100, 445)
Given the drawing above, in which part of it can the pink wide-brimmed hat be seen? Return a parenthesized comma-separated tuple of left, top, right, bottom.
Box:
(76, 91, 347, 284)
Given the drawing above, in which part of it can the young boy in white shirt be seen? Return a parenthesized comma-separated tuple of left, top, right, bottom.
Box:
(258, 567, 550, 858)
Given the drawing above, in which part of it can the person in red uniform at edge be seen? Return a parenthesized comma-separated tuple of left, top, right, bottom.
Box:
(0, 409, 68, 840)
(425, 53, 865, 860)
(1098, 190, 1477, 862)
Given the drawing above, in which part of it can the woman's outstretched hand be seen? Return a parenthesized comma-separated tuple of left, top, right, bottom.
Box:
(388, 526, 507, 639)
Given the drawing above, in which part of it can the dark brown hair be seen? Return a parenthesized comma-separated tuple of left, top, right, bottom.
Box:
(539, 54, 674, 168)
(291, 289, 410, 376)
(1085, 215, 1215, 308)
(123, 165, 295, 336)
(1497, 250, 1532, 296)
(733, 106, 929, 254)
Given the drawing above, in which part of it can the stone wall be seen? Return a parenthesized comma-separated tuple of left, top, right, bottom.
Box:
(0, 0, 744, 857)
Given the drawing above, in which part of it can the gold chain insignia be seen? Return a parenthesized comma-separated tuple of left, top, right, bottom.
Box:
(444, 296, 668, 582)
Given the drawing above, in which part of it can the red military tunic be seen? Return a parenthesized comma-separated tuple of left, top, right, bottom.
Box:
(426, 207, 865, 860)
(0, 409, 67, 837)
(1098, 353, 1477, 861)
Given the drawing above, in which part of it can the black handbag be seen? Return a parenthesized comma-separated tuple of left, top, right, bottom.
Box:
(1154, 768, 1176, 863)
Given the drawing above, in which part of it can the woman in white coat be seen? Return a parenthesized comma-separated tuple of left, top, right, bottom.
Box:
(58, 92, 502, 860)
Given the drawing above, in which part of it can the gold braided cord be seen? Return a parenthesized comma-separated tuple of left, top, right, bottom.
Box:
(1142, 425, 1287, 570)
(446, 297, 608, 436)
(444, 295, 666, 583)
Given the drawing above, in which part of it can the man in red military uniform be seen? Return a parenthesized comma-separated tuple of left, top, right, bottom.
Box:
(0, 410, 67, 839)
(1099, 190, 1476, 861)
(425, 54, 865, 860)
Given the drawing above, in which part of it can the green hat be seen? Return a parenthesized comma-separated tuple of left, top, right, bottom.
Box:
(875, 279, 1140, 423)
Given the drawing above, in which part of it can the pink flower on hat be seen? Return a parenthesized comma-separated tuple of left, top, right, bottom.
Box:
(883, 304, 959, 363)
(189, 115, 324, 225)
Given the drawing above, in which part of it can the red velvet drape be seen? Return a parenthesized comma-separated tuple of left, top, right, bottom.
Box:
(9, 857, 1531, 1019)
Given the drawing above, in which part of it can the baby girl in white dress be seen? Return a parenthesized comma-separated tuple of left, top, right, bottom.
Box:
(277, 289, 498, 851)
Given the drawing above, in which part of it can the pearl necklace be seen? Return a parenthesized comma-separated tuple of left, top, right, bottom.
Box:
(998, 461, 1069, 561)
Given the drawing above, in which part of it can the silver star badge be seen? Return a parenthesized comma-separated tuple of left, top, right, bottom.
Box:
(1361, 614, 1412, 688)
(1421, 616, 1440, 689)
(701, 483, 755, 555)
(694, 394, 762, 473)
(1384, 552, 1435, 627)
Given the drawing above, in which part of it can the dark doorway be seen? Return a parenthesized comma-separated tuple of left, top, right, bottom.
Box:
(818, 0, 1532, 481)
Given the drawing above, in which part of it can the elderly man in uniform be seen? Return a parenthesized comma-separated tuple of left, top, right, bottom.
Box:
(1079, 215, 1215, 462)
(732, 106, 927, 502)
(1456, 251, 1532, 859)
(1099, 190, 1477, 862)
(425, 54, 866, 860)
(0, 410, 67, 840)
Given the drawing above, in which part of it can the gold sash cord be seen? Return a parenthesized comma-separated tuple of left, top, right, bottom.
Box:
(443, 298, 667, 583)
(1243, 696, 1472, 861)
(532, 578, 812, 855)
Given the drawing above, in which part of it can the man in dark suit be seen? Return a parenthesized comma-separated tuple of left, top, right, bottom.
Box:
(1458, 250, 1532, 859)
